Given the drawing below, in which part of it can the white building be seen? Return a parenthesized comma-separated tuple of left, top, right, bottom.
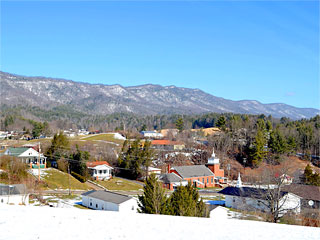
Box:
(141, 131, 163, 139)
(81, 190, 138, 213)
(0, 184, 29, 205)
(86, 161, 113, 180)
(4, 147, 47, 168)
(219, 179, 301, 215)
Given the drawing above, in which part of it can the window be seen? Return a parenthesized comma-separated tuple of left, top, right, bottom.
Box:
(207, 178, 209, 183)
(104, 170, 107, 174)
(202, 178, 205, 183)
(1, 199, 3, 203)
(211, 177, 213, 184)
(90, 200, 92, 206)
(233, 197, 235, 203)
(96, 204, 98, 208)
(99, 170, 102, 174)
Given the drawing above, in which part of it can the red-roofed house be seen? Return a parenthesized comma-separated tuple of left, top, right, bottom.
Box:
(86, 161, 113, 180)
(151, 140, 185, 151)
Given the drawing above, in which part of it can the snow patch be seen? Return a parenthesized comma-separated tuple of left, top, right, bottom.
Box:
(0, 204, 319, 240)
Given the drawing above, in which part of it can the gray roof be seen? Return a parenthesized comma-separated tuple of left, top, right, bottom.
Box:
(160, 173, 185, 183)
(282, 184, 320, 201)
(82, 190, 132, 204)
(5, 147, 29, 157)
(0, 184, 28, 195)
(173, 165, 214, 178)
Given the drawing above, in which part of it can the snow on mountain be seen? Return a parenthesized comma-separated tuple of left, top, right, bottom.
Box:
(0, 71, 319, 119)
(0, 204, 319, 240)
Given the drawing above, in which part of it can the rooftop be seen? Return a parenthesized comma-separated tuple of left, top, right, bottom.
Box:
(82, 190, 132, 204)
(151, 140, 184, 146)
(282, 184, 320, 201)
(86, 161, 111, 168)
(172, 165, 214, 178)
(218, 186, 288, 200)
(159, 173, 185, 183)
(0, 184, 28, 195)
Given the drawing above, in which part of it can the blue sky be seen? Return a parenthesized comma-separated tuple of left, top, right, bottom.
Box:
(1, 1, 319, 109)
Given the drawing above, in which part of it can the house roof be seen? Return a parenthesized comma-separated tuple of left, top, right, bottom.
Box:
(6, 147, 29, 157)
(0, 184, 28, 195)
(141, 131, 158, 134)
(86, 161, 111, 168)
(151, 140, 184, 146)
(218, 186, 288, 200)
(159, 173, 185, 183)
(172, 165, 214, 178)
(81, 190, 132, 204)
(282, 184, 320, 201)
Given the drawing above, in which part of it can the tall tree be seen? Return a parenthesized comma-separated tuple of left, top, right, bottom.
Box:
(138, 174, 168, 214)
(216, 115, 226, 130)
(167, 183, 207, 217)
(250, 119, 267, 167)
(46, 132, 70, 165)
(268, 127, 287, 155)
(175, 117, 184, 132)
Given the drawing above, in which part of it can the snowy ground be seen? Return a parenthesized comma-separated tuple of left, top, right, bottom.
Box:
(0, 205, 319, 240)
(28, 168, 50, 178)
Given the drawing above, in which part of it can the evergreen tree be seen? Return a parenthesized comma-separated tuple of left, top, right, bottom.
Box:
(250, 119, 267, 167)
(176, 117, 184, 132)
(118, 139, 153, 179)
(46, 132, 70, 164)
(268, 128, 287, 155)
(304, 164, 320, 186)
(138, 174, 168, 214)
(216, 115, 226, 130)
(70, 144, 90, 176)
(167, 183, 207, 217)
(287, 136, 297, 154)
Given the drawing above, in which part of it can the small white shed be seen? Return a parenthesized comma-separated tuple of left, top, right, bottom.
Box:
(82, 190, 138, 213)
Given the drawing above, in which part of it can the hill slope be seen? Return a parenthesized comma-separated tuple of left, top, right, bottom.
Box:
(1, 71, 318, 119)
(1, 205, 319, 240)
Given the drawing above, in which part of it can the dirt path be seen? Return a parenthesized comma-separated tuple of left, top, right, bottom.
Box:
(85, 181, 105, 190)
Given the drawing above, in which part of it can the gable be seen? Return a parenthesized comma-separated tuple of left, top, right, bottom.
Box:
(92, 164, 113, 170)
(19, 148, 41, 157)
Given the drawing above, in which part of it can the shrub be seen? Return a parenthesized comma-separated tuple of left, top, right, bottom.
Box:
(71, 171, 87, 183)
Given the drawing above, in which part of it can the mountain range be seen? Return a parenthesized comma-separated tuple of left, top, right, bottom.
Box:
(0, 71, 318, 120)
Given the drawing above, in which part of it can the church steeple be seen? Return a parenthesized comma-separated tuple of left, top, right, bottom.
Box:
(236, 172, 242, 188)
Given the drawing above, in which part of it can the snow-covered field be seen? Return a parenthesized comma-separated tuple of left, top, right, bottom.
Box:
(0, 205, 319, 240)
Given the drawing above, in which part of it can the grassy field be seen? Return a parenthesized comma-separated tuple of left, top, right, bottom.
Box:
(95, 177, 143, 191)
(41, 168, 90, 190)
(80, 134, 124, 145)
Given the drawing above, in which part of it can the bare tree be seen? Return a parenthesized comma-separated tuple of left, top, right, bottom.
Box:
(248, 162, 300, 223)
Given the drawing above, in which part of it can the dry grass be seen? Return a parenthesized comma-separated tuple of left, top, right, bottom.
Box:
(95, 177, 143, 191)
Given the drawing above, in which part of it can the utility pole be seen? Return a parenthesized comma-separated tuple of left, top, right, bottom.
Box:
(68, 161, 71, 196)
(38, 142, 41, 182)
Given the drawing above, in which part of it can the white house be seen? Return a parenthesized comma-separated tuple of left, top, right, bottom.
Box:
(219, 185, 301, 215)
(81, 190, 138, 213)
(86, 161, 113, 180)
(141, 131, 163, 139)
(0, 184, 29, 205)
(4, 147, 47, 168)
(141, 166, 162, 176)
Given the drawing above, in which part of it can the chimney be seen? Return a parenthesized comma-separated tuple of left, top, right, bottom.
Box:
(167, 164, 171, 173)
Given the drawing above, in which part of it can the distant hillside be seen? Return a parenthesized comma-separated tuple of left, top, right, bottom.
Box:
(0, 71, 318, 119)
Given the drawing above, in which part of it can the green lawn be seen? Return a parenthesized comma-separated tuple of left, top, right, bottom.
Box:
(95, 177, 143, 191)
(42, 168, 90, 190)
